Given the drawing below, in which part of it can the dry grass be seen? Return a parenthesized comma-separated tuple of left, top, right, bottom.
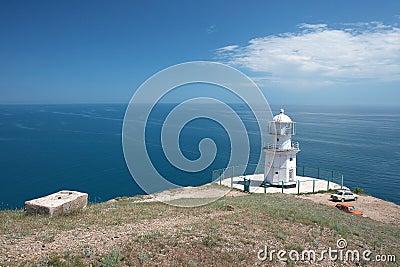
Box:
(0, 192, 398, 266)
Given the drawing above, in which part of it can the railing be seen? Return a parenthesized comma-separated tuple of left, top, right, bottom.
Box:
(263, 141, 299, 151)
(211, 164, 344, 193)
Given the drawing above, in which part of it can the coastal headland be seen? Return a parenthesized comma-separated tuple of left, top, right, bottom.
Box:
(0, 184, 398, 266)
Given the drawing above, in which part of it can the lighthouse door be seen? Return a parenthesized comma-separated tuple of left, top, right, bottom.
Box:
(289, 169, 294, 181)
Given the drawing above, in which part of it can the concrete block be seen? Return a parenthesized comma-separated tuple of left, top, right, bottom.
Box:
(24, 190, 88, 216)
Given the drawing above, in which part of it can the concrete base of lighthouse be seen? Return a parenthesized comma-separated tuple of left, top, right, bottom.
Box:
(217, 174, 347, 194)
(261, 181, 297, 188)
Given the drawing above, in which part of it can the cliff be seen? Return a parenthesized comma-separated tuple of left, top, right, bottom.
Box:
(0, 184, 398, 266)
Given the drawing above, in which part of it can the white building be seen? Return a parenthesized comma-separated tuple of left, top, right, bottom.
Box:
(264, 109, 299, 187)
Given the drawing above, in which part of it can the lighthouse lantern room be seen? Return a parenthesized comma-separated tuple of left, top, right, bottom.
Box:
(264, 109, 300, 187)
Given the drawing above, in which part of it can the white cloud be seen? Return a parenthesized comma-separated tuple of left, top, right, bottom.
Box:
(216, 22, 400, 89)
(298, 23, 327, 29)
(216, 45, 239, 52)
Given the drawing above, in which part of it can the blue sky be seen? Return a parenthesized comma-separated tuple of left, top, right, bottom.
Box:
(0, 0, 399, 105)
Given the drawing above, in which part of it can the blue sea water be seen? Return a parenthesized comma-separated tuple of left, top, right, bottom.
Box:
(0, 104, 399, 209)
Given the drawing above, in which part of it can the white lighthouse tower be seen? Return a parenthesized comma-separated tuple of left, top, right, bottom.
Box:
(263, 109, 299, 187)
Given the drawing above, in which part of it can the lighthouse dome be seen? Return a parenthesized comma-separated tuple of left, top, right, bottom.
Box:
(273, 109, 292, 123)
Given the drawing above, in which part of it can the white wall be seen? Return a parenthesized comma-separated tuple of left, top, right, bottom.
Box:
(264, 151, 298, 184)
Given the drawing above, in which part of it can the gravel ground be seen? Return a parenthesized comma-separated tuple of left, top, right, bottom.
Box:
(297, 193, 400, 225)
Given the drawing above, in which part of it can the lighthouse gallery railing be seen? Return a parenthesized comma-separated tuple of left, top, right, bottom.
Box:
(263, 141, 300, 151)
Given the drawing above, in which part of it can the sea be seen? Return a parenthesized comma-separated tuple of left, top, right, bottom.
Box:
(0, 103, 399, 209)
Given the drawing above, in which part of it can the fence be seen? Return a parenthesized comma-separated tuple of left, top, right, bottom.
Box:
(297, 165, 344, 190)
(212, 164, 344, 194)
(211, 164, 264, 188)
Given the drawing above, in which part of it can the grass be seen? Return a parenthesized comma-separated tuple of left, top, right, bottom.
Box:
(302, 189, 337, 195)
(0, 193, 398, 266)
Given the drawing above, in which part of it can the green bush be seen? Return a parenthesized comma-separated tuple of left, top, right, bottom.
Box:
(101, 249, 121, 267)
(353, 187, 364, 195)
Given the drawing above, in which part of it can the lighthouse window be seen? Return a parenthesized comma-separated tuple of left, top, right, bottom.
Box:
(290, 158, 293, 161)
(275, 172, 279, 174)
(277, 138, 279, 142)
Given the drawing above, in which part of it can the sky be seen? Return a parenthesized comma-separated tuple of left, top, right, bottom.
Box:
(0, 0, 399, 105)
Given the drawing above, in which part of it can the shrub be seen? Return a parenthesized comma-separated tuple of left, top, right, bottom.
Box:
(353, 187, 364, 195)
(101, 249, 121, 267)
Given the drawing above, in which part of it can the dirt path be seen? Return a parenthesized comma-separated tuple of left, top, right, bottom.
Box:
(297, 193, 400, 224)
(134, 184, 246, 205)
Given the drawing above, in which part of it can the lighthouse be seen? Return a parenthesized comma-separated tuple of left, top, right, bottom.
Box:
(263, 109, 299, 187)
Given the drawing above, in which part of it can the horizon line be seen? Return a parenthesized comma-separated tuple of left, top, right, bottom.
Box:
(0, 102, 399, 108)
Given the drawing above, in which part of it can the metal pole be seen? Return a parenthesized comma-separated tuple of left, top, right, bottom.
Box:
(231, 166, 234, 188)
(297, 180, 300, 195)
(312, 179, 315, 193)
(317, 167, 320, 179)
(248, 178, 251, 193)
(327, 178, 330, 191)
(281, 181, 284, 193)
(341, 175, 344, 189)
